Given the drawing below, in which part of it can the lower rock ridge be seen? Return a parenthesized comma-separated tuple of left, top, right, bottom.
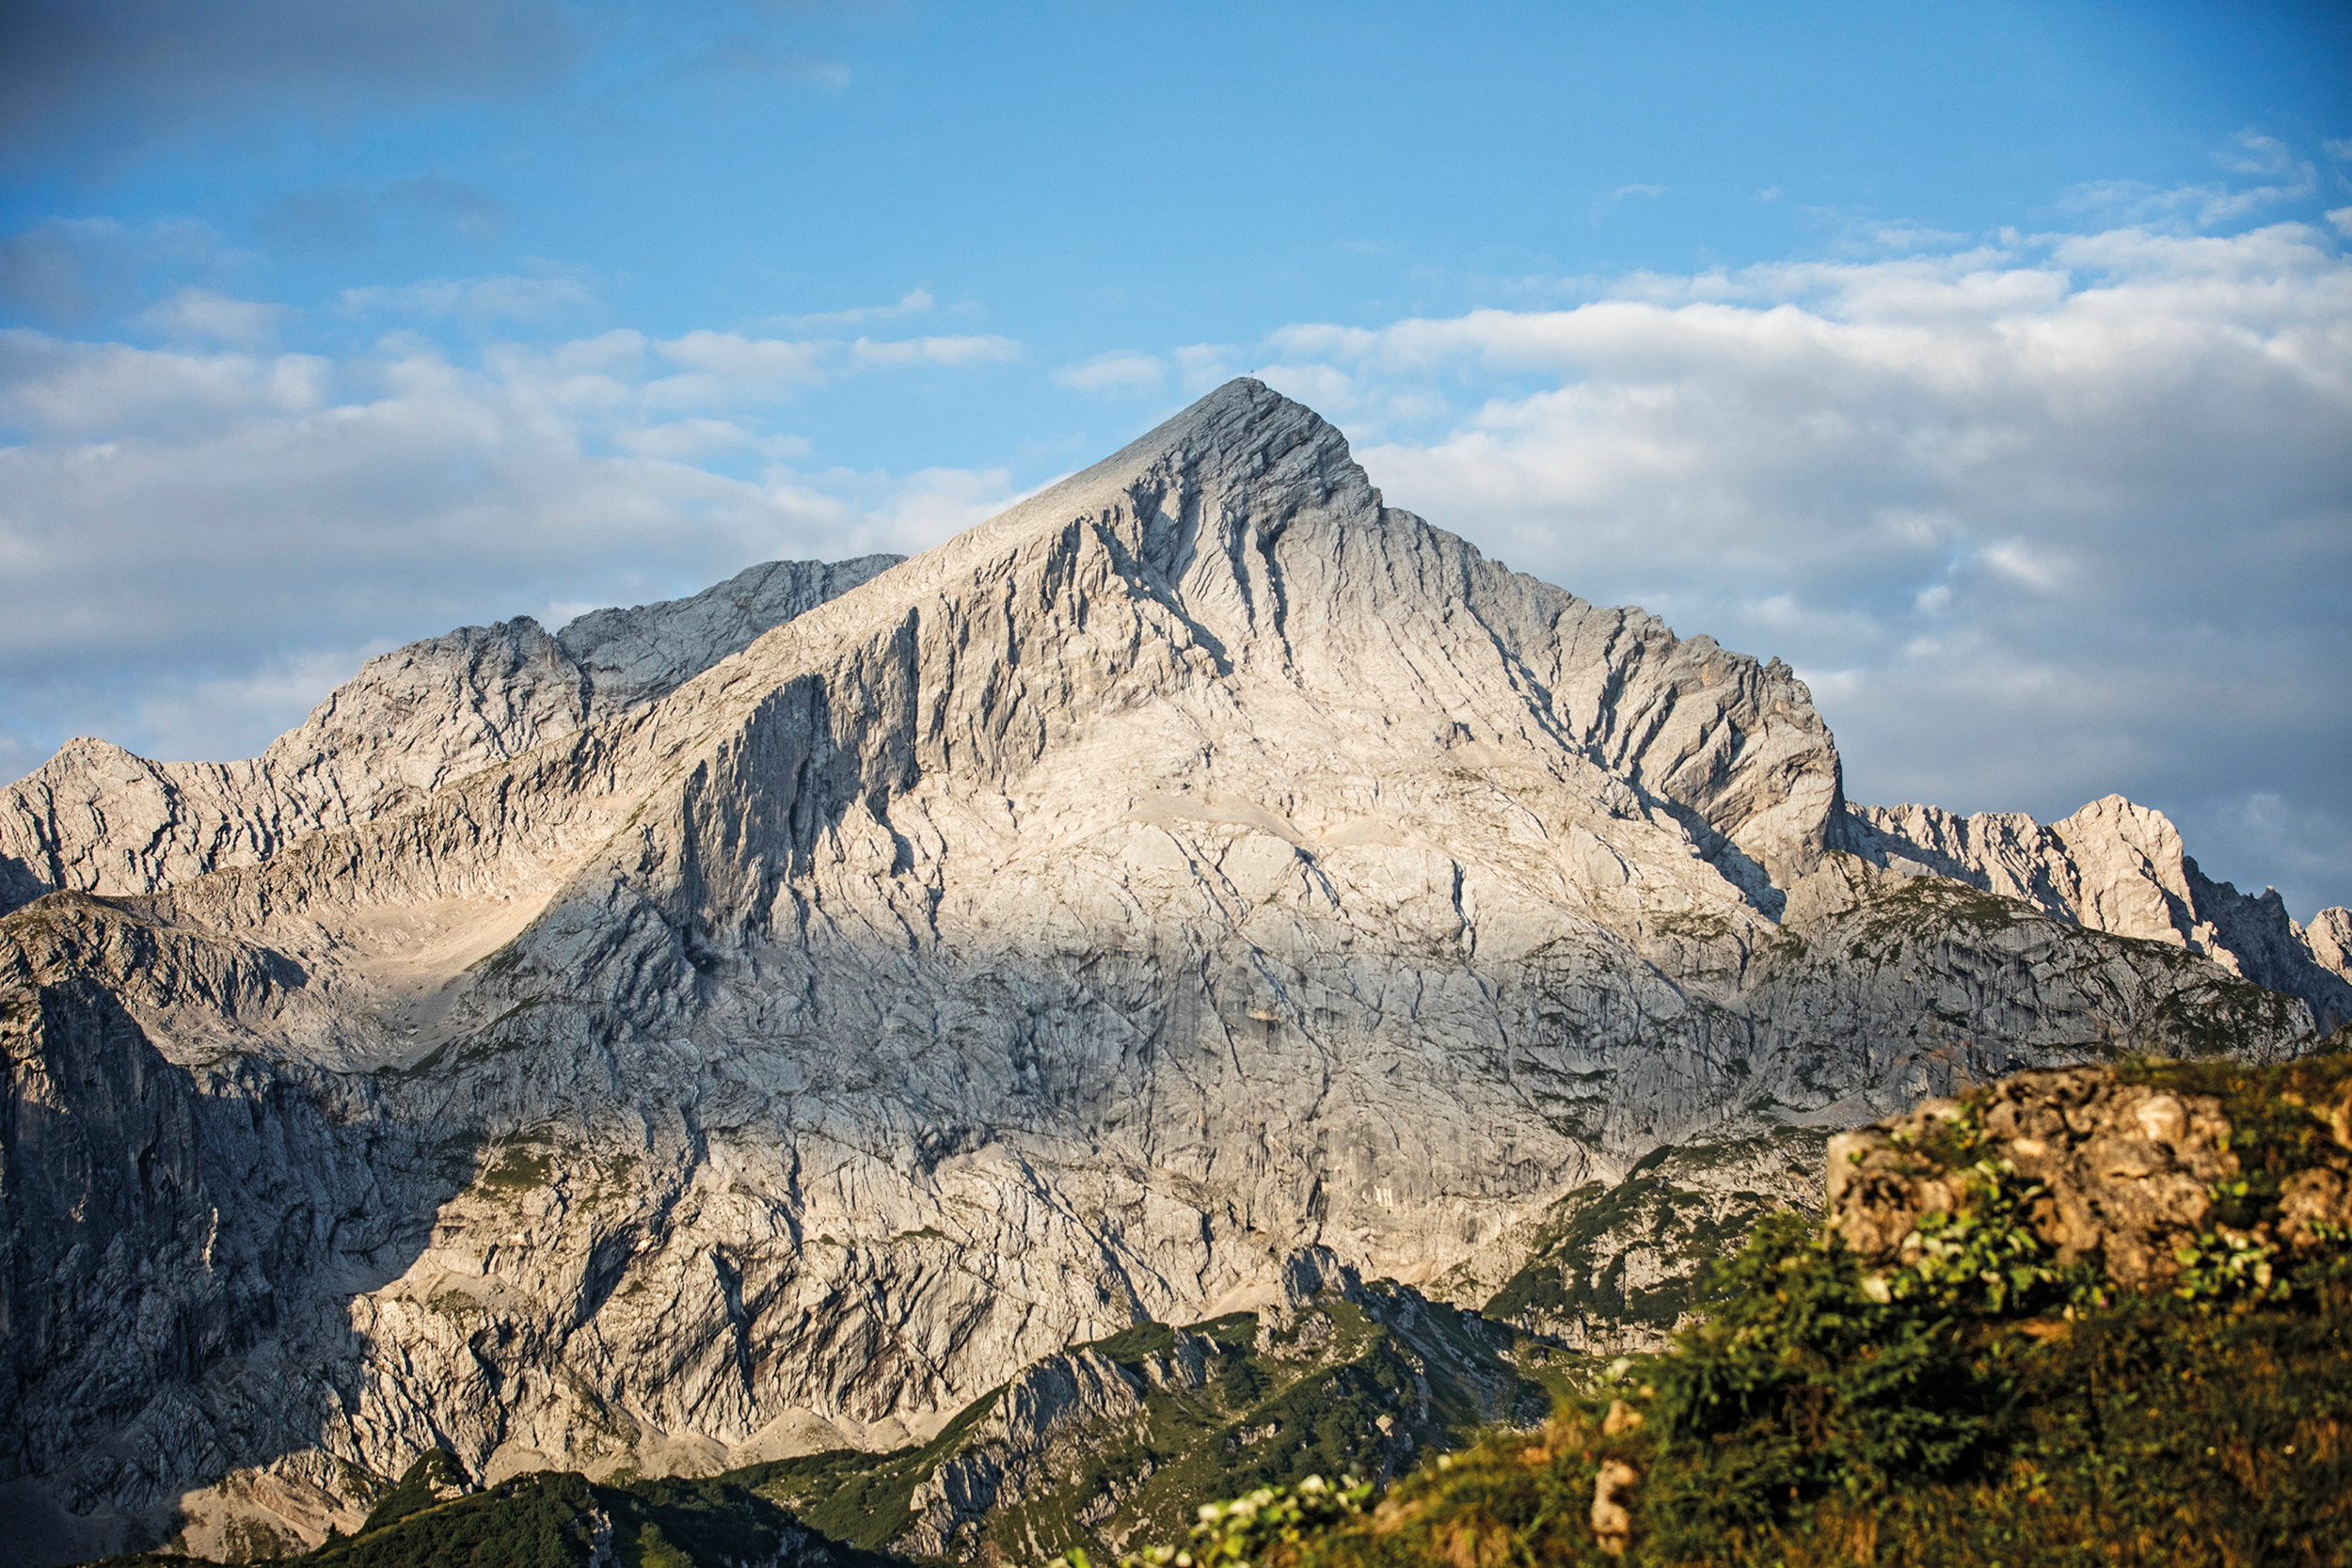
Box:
(0, 379, 2344, 1567)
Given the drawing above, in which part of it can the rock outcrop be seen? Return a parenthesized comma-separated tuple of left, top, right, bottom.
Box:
(0, 381, 2331, 1565)
(1828, 1063, 2352, 1293)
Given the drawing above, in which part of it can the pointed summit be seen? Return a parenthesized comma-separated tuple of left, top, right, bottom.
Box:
(897, 377, 1375, 586)
(1057, 376, 1361, 508)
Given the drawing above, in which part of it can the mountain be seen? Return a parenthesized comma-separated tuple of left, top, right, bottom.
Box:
(1848, 797, 2352, 1031)
(0, 554, 902, 915)
(2, 380, 2343, 1566)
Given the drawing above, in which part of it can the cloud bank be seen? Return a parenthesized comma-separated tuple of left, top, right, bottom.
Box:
(0, 313, 1025, 774)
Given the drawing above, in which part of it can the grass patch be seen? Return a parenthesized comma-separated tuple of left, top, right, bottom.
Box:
(476, 1146, 554, 1195)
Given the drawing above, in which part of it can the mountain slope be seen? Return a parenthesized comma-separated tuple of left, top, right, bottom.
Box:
(0, 555, 901, 914)
(1848, 796, 2352, 1030)
(0, 381, 2328, 1565)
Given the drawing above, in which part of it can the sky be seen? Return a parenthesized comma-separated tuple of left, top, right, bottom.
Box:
(2, 0, 2349, 916)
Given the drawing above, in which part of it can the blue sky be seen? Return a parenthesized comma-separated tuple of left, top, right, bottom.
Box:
(3, 0, 2349, 916)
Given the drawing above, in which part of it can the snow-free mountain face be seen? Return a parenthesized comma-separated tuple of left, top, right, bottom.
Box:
(1, 381, 2341, 1565)
(0, 554, 905, 916)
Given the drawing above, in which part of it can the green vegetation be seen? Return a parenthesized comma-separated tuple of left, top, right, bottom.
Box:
(742, 1288, 1548, 1562)
(475, 1146, 553, 1194)
(1483, 1134, 1823, 1346)
(1054, 1473, 1379, 1568)
(1083, 1053, 2352, 1566)
(94, 1455, 893, 1568)
(358, 1451, 472, 1534)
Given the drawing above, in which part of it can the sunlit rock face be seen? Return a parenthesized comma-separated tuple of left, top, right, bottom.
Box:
(0, 554, 903, 915)
(0, 380, 2331, 1563)
(1847, 796, 2352, 1031)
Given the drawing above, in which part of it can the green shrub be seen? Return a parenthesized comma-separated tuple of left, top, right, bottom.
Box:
(1049, 1473, 1376, 1568)
(1121, 1055, 2352, 1566)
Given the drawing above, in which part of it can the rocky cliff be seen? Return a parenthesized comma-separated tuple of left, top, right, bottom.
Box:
(0, 555, 901, 915)
(0, 381, 2333, 1565)
(1847, 796, 2352, 1030)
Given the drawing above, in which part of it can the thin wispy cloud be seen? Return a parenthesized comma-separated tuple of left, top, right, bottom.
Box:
(341, 273, 596, 324)
(135, 288, 288, 350)
(765, 289, 937, 331)
(850, 334, 1020, 367)
(1054, 351, 1167, 397)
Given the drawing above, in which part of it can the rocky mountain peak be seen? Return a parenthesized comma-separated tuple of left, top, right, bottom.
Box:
(1847, 793, 2352, 1029)
(0, 553, 901, 916)
(0, 388, 2341, 1565)
(954, 377, 1365, 555)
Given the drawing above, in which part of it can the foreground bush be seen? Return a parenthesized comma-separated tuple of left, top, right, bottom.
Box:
(1074, 1053, 2352, 1567)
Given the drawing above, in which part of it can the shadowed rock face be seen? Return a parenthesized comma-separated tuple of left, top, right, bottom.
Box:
(0, 381, 2328, 1563)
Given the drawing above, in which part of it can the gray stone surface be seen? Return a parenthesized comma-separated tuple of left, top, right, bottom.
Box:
(0, 555, 902, 914)
(0, 381, 2327, 1563)
(1846, 795, 2352, 1031)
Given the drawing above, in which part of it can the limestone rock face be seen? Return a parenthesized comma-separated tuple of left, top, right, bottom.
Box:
(0, 381, 2329, 1564)
(1848, 796, 2352, 1031)
(0, 555, 901, 914)
(2306, 907, 2352, 988)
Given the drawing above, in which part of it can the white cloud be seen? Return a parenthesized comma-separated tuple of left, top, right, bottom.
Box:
(130, 641, 398, 761)
(2061, 136, 2316, 233)
(0, 329, 331, 438)
(613, 418, 808, 460)
(1173, 343, 1237, 393)
(2216, 130, 2298, 178)
(652, 330, 831, 404)
(341, 272, 596, 324)
(849, 334, 1020, 367)
(1053, 351, 1166, 396)
(0, 323, 1024, 765)
(1245, 218, 2352, 914)
(766, 289, 935, 330)
(136, 287, 287, 349)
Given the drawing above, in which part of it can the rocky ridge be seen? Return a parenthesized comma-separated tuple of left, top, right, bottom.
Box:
(0, 555, 901, 914)
(0, 380, 2338, 1565)
(1848, 797, 2352, 1030)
